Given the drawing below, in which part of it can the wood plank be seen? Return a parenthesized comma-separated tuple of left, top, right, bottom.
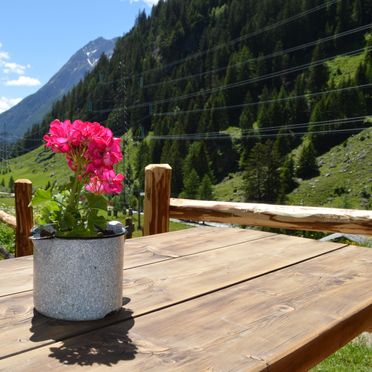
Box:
(0, 234, 345, 359)
(143, 164, 172, 236)
(0, 227, 272, 297)
(15, 179, 34, 257)
(170, 198, 372, 235)
(0, 210, 16, 229)
(1, 246, 370, 371)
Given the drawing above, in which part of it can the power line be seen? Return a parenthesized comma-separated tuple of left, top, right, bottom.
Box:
(92, 45, 370, 115)
(133, 116, 369, 140)
(154, 82, 372, 117)
(134, 116, 370, 140)
(129, 46, 371, 110)
(128, 0, 342, 80)
(97, 0, 342, 86)
(138, 127, 369, 141)
(142, 23, 372, 90)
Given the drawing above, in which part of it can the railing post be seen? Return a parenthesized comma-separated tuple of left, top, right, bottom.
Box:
(15, 179, 33, 257)
(143, 164, 172, 236)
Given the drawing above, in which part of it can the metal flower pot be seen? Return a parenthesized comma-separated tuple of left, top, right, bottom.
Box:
(32, 233, 125, 321)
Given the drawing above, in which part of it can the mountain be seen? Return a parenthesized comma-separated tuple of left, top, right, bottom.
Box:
(288, 125, 372, 210)
(0, 37, 117, 140)
(11, 0, 372, 203)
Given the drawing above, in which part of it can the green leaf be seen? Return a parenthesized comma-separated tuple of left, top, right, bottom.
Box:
(85, 193, 108, 211)
(86, 207, 106, 231)
(31, 189, 52, 206)
(57, 227, 98, 238)
(59, 211, 76, 231)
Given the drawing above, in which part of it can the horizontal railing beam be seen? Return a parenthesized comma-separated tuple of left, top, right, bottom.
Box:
(0, 210, 16, 229)
(170, 198, 372, 236)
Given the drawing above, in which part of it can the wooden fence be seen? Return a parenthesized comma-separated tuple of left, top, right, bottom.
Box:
(0, 179, 33, 257)
(143, 164, 372, 237)
(1, 166, 371, 258)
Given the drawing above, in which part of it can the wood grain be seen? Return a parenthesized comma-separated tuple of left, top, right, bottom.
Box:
(0, 227, 272, 297)
(0, 232, 344, 359)
(0, 210, 16, 229)
(143, 164, 172, 236)
(15, 179, 34, 257)
(1, 246, 370, 371)
(170, 198, 372, 235)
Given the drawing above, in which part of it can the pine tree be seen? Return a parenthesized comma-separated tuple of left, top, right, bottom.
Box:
(278, 156, 297, 202)
(244, 141, 280, 202)
(198, 174, 214, 200)
(307, 42, 329, 93)
(296, 140, 319, 180)
(180, 168, 200, 199)
(8, 176, 14, 192)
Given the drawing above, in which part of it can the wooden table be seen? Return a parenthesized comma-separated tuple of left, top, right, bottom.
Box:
(0, 227, 371, 371)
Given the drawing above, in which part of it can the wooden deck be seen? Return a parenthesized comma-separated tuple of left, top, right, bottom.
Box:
(0, 227, 371, 371)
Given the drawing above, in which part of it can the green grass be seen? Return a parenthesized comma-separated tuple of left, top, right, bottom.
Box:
(0, 129, 140, 191)
(0, 146, 70, 190)
(0, 224, 15, 258)
(326, 53, 364, 87)
(288, 127, 372, 209)
(312, 336, 372, 371)
(213, 172, 244, 202)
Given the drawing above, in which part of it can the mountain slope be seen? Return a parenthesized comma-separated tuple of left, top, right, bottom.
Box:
(10, 0, 372, 201)
(288, 125, 372, 209)
(0, 37, 117, 140)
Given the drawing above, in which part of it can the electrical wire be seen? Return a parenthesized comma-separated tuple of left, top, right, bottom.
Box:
(138, 127, 370, 141)
(127, 0, 342, 80)
(154, 83, 372, 117)
(91, 45, 371, 115)
(127, 46, 371, 110)
(97, 0, 342, 86)
(142, 23, 372, 90)
(132, 116, 369, 140)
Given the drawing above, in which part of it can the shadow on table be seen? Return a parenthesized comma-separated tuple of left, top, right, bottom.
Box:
(29, 297, 137, 366)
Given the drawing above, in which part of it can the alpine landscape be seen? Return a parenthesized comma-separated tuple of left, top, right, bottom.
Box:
(0, 0, 371, 370)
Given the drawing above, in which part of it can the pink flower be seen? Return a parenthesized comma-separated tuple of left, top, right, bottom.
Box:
(44, 119, 125, 196)
(86, 169, 124, 195)
(43, 119, 71, 153)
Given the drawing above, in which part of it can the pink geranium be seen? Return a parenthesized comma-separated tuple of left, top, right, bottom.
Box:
(44, 119, 124, 195)
(86, 169, 125, 195)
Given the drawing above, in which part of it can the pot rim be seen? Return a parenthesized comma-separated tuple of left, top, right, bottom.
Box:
(30, 230, 126, 241)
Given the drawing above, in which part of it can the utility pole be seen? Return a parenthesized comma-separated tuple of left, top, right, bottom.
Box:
(118, 59, 130, 209)
(1, 123, 6, 174)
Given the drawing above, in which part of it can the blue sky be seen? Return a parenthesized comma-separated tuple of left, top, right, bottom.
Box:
(0, 0, 159, 113)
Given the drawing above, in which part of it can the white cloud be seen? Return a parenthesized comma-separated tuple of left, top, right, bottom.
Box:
(0, 44, 30, 75)
(128, 0, 160, 7)
(3, 62, 26, 75)
(0, 51, 10, 61)
(5, 76, 41, 87)
(0, 96, 22, 113)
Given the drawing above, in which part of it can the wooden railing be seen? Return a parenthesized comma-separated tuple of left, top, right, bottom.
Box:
(0, 179, 33, 258)
(143, 164, 372, 237)
(2, 166, 371, 258)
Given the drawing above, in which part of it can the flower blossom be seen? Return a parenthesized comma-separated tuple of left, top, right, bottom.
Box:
(86, 169, 124, 195)
(44, 119, 124, 195)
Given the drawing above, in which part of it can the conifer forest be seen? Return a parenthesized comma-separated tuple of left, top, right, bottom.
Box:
(12, 0, 372, 204)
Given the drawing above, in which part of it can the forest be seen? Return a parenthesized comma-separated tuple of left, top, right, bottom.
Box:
(12, 0, 372, 203)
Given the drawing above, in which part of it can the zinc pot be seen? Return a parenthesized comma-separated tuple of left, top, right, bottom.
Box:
(32, 233, 125, 321)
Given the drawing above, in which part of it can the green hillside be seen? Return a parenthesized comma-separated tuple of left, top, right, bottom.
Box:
(214, 125, 371, 208)
(288, 126, 372, 209)
(1, 146, 69, 190)
(0, 129, 140, 191)
(326, 53, 365, 87)
(10, 0, 372, 204)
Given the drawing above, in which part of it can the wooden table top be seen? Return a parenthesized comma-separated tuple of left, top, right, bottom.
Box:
(0, 227, 371, 371)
